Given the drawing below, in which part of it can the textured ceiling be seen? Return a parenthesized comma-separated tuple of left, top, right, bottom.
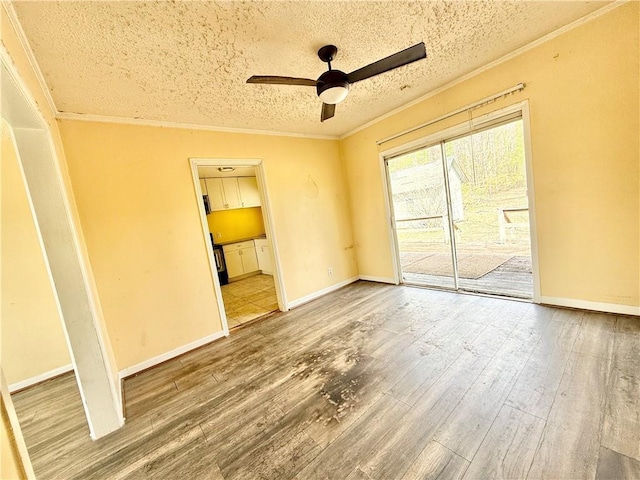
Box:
(13, 1, 610, 137)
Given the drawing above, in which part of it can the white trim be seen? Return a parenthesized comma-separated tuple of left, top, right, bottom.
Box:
(189, 161, 231, 336)
(57, 111, 338, 141)
(8, 364, 74, 393)
(117, 331, 227, 380)
(538, 296, 640, 317)
(1, 1, 58, 116)
(252, 162, 289, 312)
(521, 101, 541, 303)
(339, 1, 628, 140)
(439, 141, 461, 290)
(379, 151, 402, 285)
(358, 275, 397, 284)
(189, 157, 289, 313)
(287, 276, 359, 309)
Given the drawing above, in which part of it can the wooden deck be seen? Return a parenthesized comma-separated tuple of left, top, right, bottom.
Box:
(403, 255, 533, 298)
(12, 281, 640, 479)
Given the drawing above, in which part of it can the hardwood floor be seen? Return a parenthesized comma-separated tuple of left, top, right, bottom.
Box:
(12, 281, 640, 479)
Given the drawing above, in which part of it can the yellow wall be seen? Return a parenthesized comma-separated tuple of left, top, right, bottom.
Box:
(58, 120, 356, 369)
(340, 3, 639, 307)
(207, 207, 266, 244)
(1, 122, 71, 385)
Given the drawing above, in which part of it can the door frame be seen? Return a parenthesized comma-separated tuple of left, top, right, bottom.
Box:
(189, 158, 288, 336)
(379, 101, 541, 302)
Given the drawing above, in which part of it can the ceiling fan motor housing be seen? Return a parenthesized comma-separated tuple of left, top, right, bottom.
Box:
(316, 70, 350, 104)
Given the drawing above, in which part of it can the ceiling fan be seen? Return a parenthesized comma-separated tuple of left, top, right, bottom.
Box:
(246, 42, 427, 122)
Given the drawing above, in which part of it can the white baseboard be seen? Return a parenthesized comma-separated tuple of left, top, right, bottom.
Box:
(358, 275, 398, 284)
(287, 276, 360, 309)
(118, 330, 227, 380)
(9, 364, 74, 393)
(538, 296, 640, 316)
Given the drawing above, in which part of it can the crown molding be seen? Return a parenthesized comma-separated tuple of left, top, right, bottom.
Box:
(339, 0, 628, 140)
(56, 111, 339, 141)
(2, 0, 58, 116)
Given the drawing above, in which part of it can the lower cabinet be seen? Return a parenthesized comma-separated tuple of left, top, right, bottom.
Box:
(222, 241, 259, 279)
(254, 238, 273, 275)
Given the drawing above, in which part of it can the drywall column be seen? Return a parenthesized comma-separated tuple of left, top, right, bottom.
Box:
(10, 126, 123, 438)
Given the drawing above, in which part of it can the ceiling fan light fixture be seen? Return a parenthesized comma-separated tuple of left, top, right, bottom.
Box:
(318, 85, 349, 104)
(316, 69, 350, 105)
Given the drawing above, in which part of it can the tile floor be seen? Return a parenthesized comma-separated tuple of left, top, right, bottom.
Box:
(222, 274, 278, 328)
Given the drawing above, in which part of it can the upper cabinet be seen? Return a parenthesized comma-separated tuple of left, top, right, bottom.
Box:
(203, 176, 261, 211)
(238, 177, 261, 208)
(205, 178, 226, 211)
(221, 178, 242, 209)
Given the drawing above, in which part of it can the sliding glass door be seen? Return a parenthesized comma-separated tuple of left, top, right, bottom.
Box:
(387, 143, 456, 290)
(386, 116, 533, 299)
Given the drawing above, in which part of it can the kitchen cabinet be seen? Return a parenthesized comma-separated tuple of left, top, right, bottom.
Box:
(224, 250, 244, 278)
(205, 178, 225, 211)
(199, 179, 207, 195)
(254, 238, 272, 275)
(238, 177, 261, 207)
(223, 241, 259, 278)
(221, 178, 242, 209)
(203, 177, 260, 211)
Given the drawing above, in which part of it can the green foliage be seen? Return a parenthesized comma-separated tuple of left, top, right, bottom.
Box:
(388, 119, 531, 248)
(387, 142, 442, 173)
(388, 120, 526, 193)
(445, 120, 526, 194)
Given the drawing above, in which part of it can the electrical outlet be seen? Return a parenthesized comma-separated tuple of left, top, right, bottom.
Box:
(328, 267, 333, 276)
(216, 232, 222, 238)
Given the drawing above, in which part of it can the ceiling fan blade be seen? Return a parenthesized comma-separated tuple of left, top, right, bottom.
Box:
(246, 76, 316, 87)
(346, 42, 426, 84)
(321, 103, 335, 122)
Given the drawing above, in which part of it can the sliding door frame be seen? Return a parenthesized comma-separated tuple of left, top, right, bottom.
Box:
(379, 101, 540, 302)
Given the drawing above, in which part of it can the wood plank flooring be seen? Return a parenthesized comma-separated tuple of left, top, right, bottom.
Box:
(11, 281, 640, 479)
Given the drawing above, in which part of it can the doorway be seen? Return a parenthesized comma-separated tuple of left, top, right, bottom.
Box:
(190, 159, 285, 333)
(385, 108, 537, 299)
